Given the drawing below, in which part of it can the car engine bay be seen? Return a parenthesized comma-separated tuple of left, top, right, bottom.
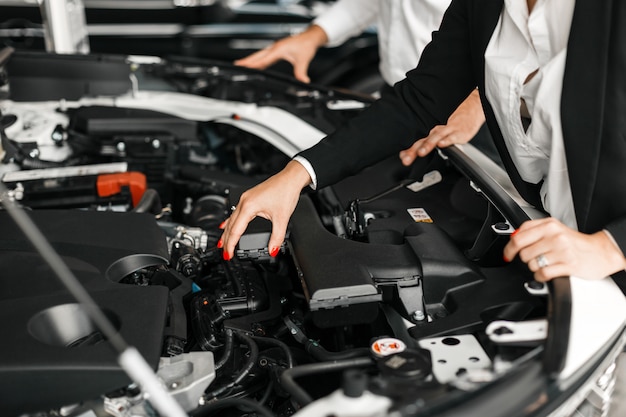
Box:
(0, 50, 551, 417)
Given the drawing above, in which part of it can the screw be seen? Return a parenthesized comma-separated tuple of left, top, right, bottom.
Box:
(116, 142, 126, 153)
(412, 310, 426, 321)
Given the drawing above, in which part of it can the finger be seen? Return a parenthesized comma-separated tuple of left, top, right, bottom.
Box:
(417, 126, 449, 156)
(267, 218, 288, 257)
(533, 263, 571, 282)
(234, 49, 276, 70)
(221, 207, 256, 260)
(503, 218, 556, 260)
(526, 250, 555, 272)
(234, 50, 265, 67)
(399, 140, 424, 166)
(292, 62, 311, 83)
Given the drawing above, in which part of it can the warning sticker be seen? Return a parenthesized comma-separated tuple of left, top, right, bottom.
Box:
(407, 208, 433, 223)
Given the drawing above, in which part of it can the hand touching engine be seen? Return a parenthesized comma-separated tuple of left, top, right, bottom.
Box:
(219, 160, 312, 260)
(234, 25, 329, 84)
(399, 89, 485, 165)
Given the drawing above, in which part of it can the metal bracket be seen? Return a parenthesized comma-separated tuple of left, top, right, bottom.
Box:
(486, 319, 548, 346)
(419, 335, 492, 384)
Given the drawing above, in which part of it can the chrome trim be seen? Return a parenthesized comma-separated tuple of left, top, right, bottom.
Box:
(84, 22, 307, 37)
(185, 22, 307, 36)
(87, 23, 185, 36)
(85, 0, 216, 9)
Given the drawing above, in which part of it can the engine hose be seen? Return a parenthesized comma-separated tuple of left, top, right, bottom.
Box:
(132, 189, 162, 214)
(20, 156, 62, 169)
(214, 328, 234, 371)
(251, 335, 294, 368)
(305, 340, 371, 362)
(190, 397, 275, 417)
(283, 317, 369, 362)
(258, 378, 274, 405)
(279, 357, 374, 406)
(206, 331, 259, 399)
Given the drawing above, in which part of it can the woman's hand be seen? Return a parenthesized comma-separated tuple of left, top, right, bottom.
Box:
(399, 89, 485, 165)
(234, 24, 328, 84)
(503, 218, 626, 281)
(219, 160, 312, 260)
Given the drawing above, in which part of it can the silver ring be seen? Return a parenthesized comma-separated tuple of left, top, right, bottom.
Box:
(536, 254, 549, 268)
(230, 205, 237, 212)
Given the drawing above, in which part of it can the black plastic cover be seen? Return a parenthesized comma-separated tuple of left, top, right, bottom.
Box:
(0, 210, 170, 414)
(6, 51, 131, 101)
(289, 196, 421, 327)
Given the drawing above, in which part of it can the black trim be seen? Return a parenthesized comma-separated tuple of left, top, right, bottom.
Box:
(442, 146, 532, 228)
(441, 146, 572, 377)
(543, 277, 572, 376)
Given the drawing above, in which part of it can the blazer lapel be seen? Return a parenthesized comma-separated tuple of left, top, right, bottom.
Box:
(475, 0, 547, 209)
(561, 0, 612, 231)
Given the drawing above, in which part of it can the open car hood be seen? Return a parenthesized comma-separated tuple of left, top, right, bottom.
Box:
(0, 50, 624, 417)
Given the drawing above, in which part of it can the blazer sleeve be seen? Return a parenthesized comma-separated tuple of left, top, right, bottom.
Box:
(298, 0, 478, 189)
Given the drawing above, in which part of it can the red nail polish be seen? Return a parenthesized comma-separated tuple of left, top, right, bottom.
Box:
(219, 221, 226, 230)
(511, 228, 519, 237)
(217, 239, 223, 249)
(223, 251, 231, 261)
(270, 247, 279, 257)
(503, 255, 510, 262)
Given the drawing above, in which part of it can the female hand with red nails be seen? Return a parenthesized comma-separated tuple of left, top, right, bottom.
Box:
(503, 217, 626, 282)
(219, 160, 312, 261)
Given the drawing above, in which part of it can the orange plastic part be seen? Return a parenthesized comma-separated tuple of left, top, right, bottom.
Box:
(96, 172, 147, 207)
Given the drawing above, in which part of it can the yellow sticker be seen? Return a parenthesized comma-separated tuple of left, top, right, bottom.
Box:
(407, 208, 433, 223)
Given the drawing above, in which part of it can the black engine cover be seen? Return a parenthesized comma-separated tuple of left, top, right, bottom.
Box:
(0, 210, 170, 415)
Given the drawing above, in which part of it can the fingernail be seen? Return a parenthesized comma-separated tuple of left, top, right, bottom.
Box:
(511, 228, 519, 237)
(223, 251, 231, 261)
(217, 239, 223, 249)
(219, 221, 226, 230)
(503, 255, 510, 262)
(270, 247, 279, 257)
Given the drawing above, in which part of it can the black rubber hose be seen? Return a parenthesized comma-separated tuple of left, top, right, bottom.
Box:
(20, 156, 62, 169)
(214, 328, 234, 371)
(251, 335, 294, 368)
(206, 331, 259, 399)
(190, 397, 275, 417)
(132, 189, 162, 214)
(279, 357, 374, 406)
(258, 378, 274, 405)
(305, 341, 370, 362)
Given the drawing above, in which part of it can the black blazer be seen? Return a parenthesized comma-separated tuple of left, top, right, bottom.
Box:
(299, 0, 626, 252)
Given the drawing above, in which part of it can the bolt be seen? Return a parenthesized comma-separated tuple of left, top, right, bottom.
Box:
(152, 139, 161, 149)
(116, 142, 126, 153)
(29, 148, 39, 158)
(494, 222, 509, 231)
(51, 131, 63, 142)
(412, 310, 426, 321)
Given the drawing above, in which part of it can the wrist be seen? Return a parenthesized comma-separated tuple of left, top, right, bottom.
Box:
(298, 24, 329, 48)
(596, 230, 626, 274)
(284, 159, 314, 190)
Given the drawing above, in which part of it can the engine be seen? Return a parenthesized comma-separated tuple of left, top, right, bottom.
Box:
(0, 51, 548, 417)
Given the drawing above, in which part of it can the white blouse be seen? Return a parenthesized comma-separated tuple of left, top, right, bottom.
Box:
(313, 0, 449, 85)
(484, 0, 577, 228)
